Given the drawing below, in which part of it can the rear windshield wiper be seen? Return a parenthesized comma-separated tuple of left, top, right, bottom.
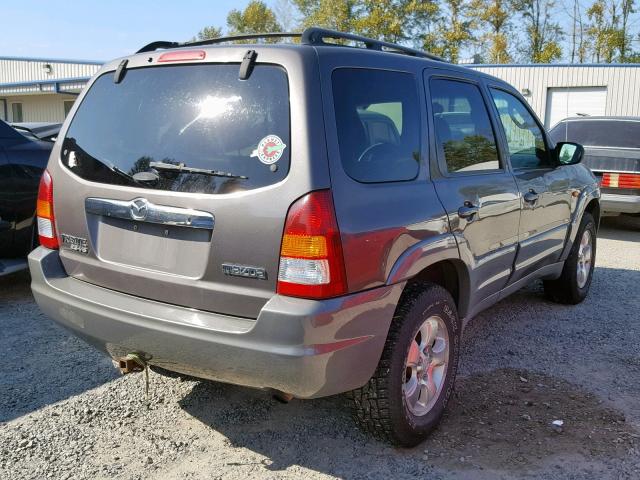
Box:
(149, 161, 248, 180)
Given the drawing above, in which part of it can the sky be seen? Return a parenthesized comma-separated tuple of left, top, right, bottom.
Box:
(0, 0, 274, 61)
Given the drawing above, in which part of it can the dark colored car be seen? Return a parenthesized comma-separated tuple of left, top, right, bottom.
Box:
(29, 28, 600, 446)
(550, 117, 640, 217)
(11, 122, 62, 143)
(0, 120, 54, 275)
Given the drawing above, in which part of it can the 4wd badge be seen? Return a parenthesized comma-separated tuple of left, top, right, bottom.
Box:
(60, 233, 89, 254)
(251, 135, 286, 165)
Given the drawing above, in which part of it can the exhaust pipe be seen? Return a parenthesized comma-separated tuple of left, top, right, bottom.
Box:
(114, 352, 151, 402)
(117, 356, 145, 374)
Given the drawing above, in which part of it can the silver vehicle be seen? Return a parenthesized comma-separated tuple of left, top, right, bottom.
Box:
(550, 116, 640, 218)
(29, 29, 600, 446)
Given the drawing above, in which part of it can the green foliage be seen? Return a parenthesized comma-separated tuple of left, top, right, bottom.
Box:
(586, 0, 637, 63)
(513, 0, 563, 63)
(192, 26, 222, 42)
(191, 0, 639, 64)
(293, 0, 358, 32)
(227, 0, 282, 40)
(423, 0, 474, 62)
(471, 0, 512, 63)
(293, 0, 440, 44)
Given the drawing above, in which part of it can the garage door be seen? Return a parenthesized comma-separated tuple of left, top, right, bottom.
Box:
(545, 87, 607, 128)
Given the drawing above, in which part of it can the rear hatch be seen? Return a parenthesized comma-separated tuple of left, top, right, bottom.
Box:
(49, 47, 327, 318)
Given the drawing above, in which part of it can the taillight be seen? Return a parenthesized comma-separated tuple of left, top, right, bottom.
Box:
(36, 170, 59, 249)
(601, 172, 640, 189)
(277, 190, 347, 299)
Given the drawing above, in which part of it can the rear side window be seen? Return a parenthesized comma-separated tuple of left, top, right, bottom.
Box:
(430, 78, 500, 173)
(332, 69, 420, 183)
(62, 64, 290, 194)
(550, 120, 640, 148)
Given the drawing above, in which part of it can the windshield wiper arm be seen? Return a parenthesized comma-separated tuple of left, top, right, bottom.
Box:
(104, 162, 145, 186)
(149, 161, 248, 180)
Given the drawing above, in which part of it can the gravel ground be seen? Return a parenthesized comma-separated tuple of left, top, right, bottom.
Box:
(1, 216, 639, 480)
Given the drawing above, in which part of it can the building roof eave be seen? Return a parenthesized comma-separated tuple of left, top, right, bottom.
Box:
(0, 55, 104, 66)
(0, 77, 91, 96)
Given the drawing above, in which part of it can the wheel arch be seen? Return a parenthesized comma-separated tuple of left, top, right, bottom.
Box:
(584, 198, 601, 231)
(386, 234, 472, 319)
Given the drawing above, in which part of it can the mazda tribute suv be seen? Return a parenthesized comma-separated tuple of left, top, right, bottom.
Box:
(29, 28, 600, 447)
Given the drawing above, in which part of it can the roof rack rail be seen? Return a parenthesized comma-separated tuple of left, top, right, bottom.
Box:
(135, 27, 446, 62)
(136, 33, 301, 53)
(300, 27, 446, 62)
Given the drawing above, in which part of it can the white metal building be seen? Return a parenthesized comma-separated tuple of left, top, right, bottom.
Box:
(1, 56, 639, 129)
(0, 56, 102, 123)
(469, 64, 640, 128)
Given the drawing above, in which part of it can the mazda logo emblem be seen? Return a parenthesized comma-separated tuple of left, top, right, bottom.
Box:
(130, 198, 149, 221)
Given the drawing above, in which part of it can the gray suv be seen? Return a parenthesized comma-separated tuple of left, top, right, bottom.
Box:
(29, 28, 600, 447)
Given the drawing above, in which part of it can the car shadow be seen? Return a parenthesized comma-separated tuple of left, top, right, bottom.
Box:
(177, 264, 640, 477)
(0, 270, 118, 423)
(598, 215, 640, 241)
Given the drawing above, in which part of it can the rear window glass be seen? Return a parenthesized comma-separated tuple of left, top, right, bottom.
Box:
(431, 79, 500, 173)
(62, 64, 290, 194)
(332, 69, 420, 183)
(550, 120, 640, 148)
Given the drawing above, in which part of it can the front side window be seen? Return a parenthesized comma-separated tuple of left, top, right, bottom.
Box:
(332, 69, 420, 183)
(490, 88, 550, 169)
(62, 64, 290, 194)
(430, 78, 500, 173)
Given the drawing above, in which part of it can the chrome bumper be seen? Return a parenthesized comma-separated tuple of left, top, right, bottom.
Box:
(601, 193, 640, 214)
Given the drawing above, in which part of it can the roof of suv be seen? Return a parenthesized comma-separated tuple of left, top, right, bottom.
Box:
(126, 27, 504, 86)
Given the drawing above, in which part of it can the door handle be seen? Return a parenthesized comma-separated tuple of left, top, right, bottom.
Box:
(524, 190, 539, 205)
(458, 201, 479, 220)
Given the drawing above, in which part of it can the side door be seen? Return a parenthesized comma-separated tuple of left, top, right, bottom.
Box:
(487, 87, 572, 283)
(426, 73, 521, 313)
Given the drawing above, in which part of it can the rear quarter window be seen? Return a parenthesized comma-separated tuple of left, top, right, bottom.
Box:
(332, 69, 421, 183)
(62, 64, 290, 194)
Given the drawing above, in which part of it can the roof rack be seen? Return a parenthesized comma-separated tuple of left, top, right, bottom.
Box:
(301, 28, 445, 62)
(136, 33, 301, 53)
(136, 27, 446, 62)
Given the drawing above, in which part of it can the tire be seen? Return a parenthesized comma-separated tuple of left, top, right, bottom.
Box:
(544, 212, 596, 304)
(347, 282, 461, 447)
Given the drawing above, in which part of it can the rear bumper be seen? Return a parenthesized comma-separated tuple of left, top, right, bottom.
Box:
(28, 247, 403, 398)
(601, 193, 640, 214)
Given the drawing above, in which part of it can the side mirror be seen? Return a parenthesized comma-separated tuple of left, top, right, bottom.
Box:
(556, 142, 584, 166)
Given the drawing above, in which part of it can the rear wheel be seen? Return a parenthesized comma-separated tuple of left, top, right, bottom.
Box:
(544, 212, 596, 304)
(347, 283, 460, 447)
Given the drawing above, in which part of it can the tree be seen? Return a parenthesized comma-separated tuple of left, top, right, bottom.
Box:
(193, 25, 223, 41)
(292, 0, 439, 45)
(619, 0, 635, 61)
(586, 0, 622, 62)
(273, 0, 300, 32)
(567, 0, 589, 63)
(424, 0, 474, 62)
(353, 0, 439, 43)
(293, 0, 358, 32)
(227, 0, 282, 38)
(513, 0, 563, 63)
(471, 0, 513, 63)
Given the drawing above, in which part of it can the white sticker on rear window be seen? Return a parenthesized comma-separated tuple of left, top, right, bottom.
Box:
(251, 135, 286, 165)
